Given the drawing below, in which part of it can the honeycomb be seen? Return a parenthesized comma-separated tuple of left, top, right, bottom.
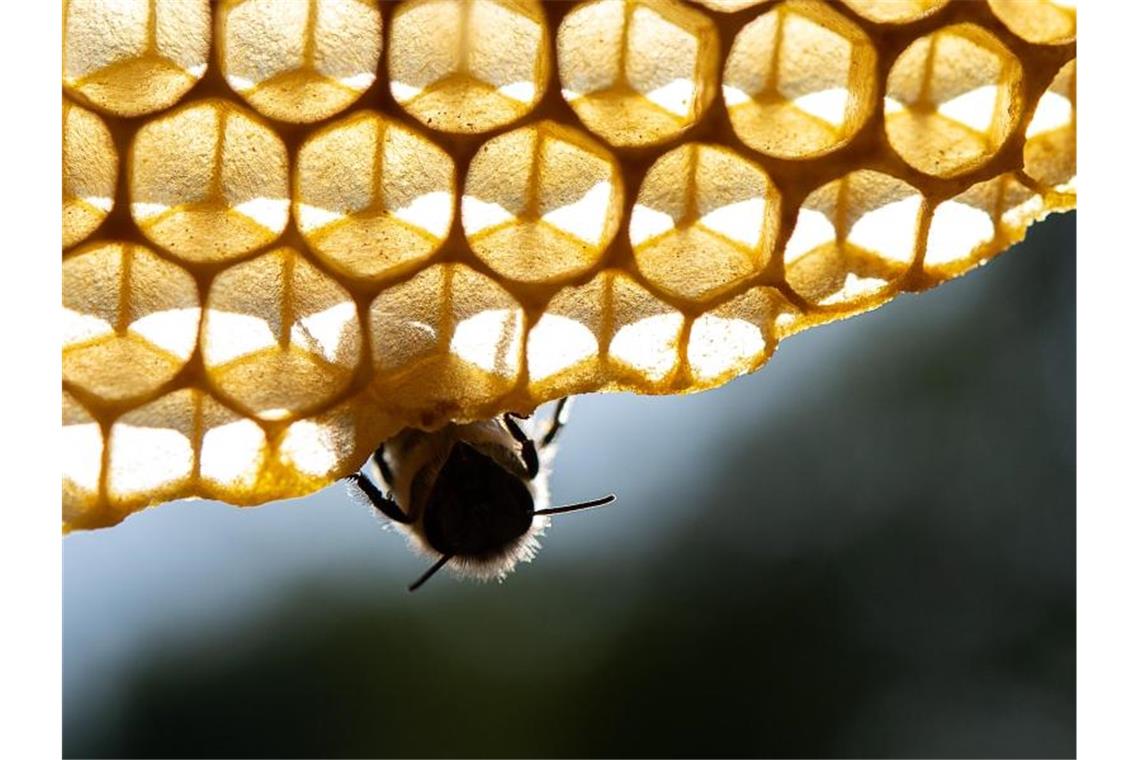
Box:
(62, 0, 1076, 531)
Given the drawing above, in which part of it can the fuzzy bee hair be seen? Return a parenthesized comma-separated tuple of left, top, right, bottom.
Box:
(370, 419, 554, 581)
(346, 399, 616, 591)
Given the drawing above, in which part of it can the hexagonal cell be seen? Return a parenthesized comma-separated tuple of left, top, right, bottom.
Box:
(279, 401, 360, 479)
(994, 179, 1047, 235)
(63, 242, 201, 403)
(631, 143, 780, 303)
(63, 391, 103, 523)
(686, 287, 795, 385)
(925, 174, 1002, 278)
(988, 0, 1075, 46)
(557, 0, 719, 148)
(608, 273, 685, 385)
(784, 170, 924, 309)
(369, 265, 448, 377)
(218, 0, 382, 123)
(389, 0, 549, 134)
(463, 121, 623, 283)
(63, 99, 117, 249)
(197, 397, 269, 497)
(107, 389, 199, 507)
(837, 0, 949, 24)
(369, 264, 525, 417)
(295, 111, 456, 282)
(130, 99, 290, 263)
(1024, 59, 1076, 194)
(924, 173, 1043, 279)
(723, 0, 877, 160)
(526, 273, 608, 394)
(202, 247, 362, 421)
(885, 23, 1023, 178)
(63, 0, 210, 117)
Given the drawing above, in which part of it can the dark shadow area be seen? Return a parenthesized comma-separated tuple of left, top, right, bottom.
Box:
(66, 214, 1074, 758)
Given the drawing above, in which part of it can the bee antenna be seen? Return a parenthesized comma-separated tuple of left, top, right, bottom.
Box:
(534, 493, 617, 517)
(408, 554, 453, 592)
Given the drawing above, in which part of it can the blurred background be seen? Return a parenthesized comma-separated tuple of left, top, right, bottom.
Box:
(64, 213, 1074, 758)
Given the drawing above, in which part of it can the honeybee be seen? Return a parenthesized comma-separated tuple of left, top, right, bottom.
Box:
(345, 398, 617, 591)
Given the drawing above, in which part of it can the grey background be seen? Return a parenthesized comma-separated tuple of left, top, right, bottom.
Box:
(64, 212, 1075, 758)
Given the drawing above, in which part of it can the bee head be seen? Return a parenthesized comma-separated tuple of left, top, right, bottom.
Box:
(422, 441, 535, 560)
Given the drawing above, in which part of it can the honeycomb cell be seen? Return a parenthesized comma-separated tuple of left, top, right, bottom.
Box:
(784, 170, 924, 308)
(107, 390, 198, 506)
(130, 100, 290, 263)
(63, 99, 118, 249)
(837, 0, 949, 25)
(885, 23, 1023, 178)
(197, 397, 269, 497)
(279, 402, 360, 479)
(396, 266, 523, 381)
(1024, 60, 1076, 194)
(988, 0, 1076, 46)
(63, 242, 201, 403)
(389, 0, 549, 134)
(526, 273, 608, 395)
(686, 287, 794, 385)
(463, 122, 623, 283)
(63, 0, 210, 117)
(557, 0, 719, 147)
(608, 273, 685, 385)
(994, 178, 1047, 233)
(218, 0, 382, 124)
(924, 173, 1041, 279)
(369, 264, 524, 417)
(296, 112, 455, 282)
(723, 0, 877, 160)
(202, 247, 362, 422)
(368, 266, 446, 376)
(63, 391, 103, 523)
(631, 143, 780, 302)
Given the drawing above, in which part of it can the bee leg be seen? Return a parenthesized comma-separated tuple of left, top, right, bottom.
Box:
(503, 413, 540, 480)
(539, 397, 571, 448)
(374, 443, 395, 488)
(345, 472, 411, 525)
